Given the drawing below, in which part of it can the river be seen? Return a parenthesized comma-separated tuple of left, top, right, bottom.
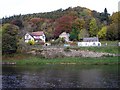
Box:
(2, 64, 119, 88)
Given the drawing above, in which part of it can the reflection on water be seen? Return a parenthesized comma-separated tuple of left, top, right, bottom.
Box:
(2, 65, 119, 88)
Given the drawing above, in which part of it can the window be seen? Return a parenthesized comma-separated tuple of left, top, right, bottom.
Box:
(26, 35, 29, 39)
(93, 43, 95, 45)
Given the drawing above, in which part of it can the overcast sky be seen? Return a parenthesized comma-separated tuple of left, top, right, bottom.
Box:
(0, 0, 119, 18)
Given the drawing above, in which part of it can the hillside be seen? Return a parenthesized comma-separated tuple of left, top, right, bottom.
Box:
(1, 6, 120, 41)
(2, 6, 101, 22)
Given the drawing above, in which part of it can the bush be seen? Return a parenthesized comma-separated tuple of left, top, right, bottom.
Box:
(17, 39, 30, 53)
(28, 40, 35, 45)
(50, 38, 65, 45)
(64, 47, 71, 52)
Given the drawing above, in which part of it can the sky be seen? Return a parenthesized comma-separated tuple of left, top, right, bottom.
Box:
(0, 0, 120, 18)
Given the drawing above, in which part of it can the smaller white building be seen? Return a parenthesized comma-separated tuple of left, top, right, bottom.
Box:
(78, 37, 101, 47)
(59, 32, 70, 42)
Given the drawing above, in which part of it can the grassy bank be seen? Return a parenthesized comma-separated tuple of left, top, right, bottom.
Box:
(2, 55, 119, 65)
(70, 46, 119, 54)
(2, 41, 119, 65)
(100, 40, 118, 45)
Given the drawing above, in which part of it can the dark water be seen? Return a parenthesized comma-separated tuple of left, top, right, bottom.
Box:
(2, 64, 119, 88)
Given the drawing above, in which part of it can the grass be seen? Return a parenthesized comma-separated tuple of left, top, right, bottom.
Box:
(70, 46, 119, 54)
(2, 55, 119, 65)
(100, 40, 118, 45)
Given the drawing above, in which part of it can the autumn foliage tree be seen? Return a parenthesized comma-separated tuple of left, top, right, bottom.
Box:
(11, 19, 24, 29)
(30, 18, 45, 31)
(54, 15, 75, 38)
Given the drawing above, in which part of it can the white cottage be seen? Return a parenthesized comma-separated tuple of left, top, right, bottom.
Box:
(25, 31, 46, 43)
(78, 37, 101, 46)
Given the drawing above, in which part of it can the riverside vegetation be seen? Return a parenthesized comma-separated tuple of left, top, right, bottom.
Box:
(2, 44, 120, 65)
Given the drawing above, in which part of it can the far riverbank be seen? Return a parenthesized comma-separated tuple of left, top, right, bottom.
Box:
(2, 45, 119, 65)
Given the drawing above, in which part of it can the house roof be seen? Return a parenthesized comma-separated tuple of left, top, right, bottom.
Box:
(31, 31, 44, 36)
(83, 37, 99, 42)
(59, 32, 70, 37)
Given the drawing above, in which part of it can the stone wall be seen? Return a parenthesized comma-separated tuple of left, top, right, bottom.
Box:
(27, 48, 116, 58)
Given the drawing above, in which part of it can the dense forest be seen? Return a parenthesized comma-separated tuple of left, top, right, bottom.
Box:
(1, 6, 120, 55)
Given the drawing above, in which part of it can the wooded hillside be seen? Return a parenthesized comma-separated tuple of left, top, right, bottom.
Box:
(2, 6, 119, 41)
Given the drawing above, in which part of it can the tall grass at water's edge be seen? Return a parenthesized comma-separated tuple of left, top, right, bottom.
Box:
(2, 56, 119, 65)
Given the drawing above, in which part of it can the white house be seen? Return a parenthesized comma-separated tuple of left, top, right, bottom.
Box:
(25, 31, 46, 43)
(59, 32, 70, 42)
(78, 37, 101, 47)
(24, 33, 34, 43)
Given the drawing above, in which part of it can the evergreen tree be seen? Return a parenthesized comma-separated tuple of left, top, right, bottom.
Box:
(100, 8, 110, 25)
(104, 8, 109, 23)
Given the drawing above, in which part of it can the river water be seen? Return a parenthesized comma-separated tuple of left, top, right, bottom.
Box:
(2, 64, 119, 88)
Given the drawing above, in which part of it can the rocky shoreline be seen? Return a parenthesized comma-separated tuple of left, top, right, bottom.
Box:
(27, 48, 116, 59)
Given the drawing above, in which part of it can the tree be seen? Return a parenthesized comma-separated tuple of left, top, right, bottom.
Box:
(104, 8, 109, 21)
(54, 15, 75, 38)
(70, 27, 78, 41)
(73, 18, 85, 30)
(11, 19, 24, 29)
(98, 26, 107, 40)
(44, 28, 54, 41)
(78, 29, 89, 40)
(100, 8, 110, 25)
(106, 23, 118, 40)
(2, 24, 19, 55)
(107, 12, 120, 40)
(70, 18, 85, 41)
(110, 12, 120, 24)
(41, 20, 55, 41)
(30, 18, 45, 31)
(89, 18, 98, 37)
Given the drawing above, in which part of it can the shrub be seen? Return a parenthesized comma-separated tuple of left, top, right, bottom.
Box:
(28, 40, 35, 45)
(64, 47, 71, 52)
(50, 38, 65, 45)
(17, 39, 30, 53)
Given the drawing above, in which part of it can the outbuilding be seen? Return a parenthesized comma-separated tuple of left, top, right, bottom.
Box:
(78, 37, 101, 47)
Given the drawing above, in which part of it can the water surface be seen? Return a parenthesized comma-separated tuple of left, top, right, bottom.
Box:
(2, 64, 119, 88)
